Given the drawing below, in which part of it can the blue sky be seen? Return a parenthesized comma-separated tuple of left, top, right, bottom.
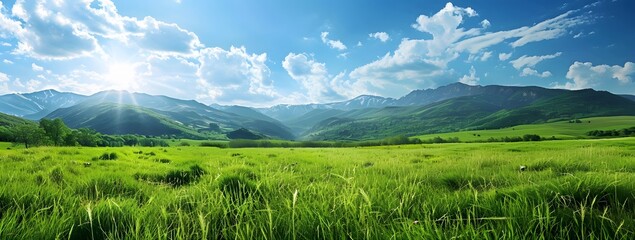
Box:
(0, 0, 633, 106)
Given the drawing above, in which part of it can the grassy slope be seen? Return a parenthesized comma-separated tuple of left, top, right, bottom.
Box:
(0, 112, 33, 127)
(301, 89, 635, 141)
(1, 139, 634, 239)
(414, 116, 635, 142)
(47, 102, 211, 139)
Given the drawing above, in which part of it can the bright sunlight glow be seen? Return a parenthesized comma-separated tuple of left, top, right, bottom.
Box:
(105, 63, 138, 91)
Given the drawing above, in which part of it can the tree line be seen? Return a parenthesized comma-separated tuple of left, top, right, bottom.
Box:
(587, 127, 635, 137)
(0, 119, 169, 148)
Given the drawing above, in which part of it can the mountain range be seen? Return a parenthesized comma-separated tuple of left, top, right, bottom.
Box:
(1, 82, 634, 141)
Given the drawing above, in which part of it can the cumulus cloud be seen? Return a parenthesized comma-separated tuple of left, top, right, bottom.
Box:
(0, 0, 282, 106)
(3, 59, 13, 64)
(459, 66, 479, 85)
(480, 19, 491, 28)
(369, 32, 390, 42)
(510, 52, 562, 70)
(282, 53, 348, 102)
(345, 2, 480, 96)
(31, 63, 43, 71)
(320, 32, 347, 51)
(411, 2, 480, 57)
(343, 2, 586, 98)
(560, 61, 634, 89)
(498, 52, 512, 61)
(132, 16, 202, 56)
(520, 68, 552, 78)
(0, 0, 202, 60)
(196, 46, 277, 104)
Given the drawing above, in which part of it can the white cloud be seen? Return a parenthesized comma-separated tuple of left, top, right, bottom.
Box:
(0, 72, 9, 94)
(480, 19, 491, 28)
(560, 61, 634, 89)
(196, 46, 277, 104)
(369, 32, 390, 42)
(510, 52, 562, 70)
(454, 10, 586, 54)
(343, 3, 586, 99)
(25, 79, 41, 91)
(3, 59, 13, 64)
(480, 51, 492, 61)
(459, 66, 479, 85)
(356, 41, 362, 47)
(282, 53, 347, 102)
(520, 68, 552, 78)
(0, 0, 202, 60)
(345, 2, 480, 97)
(0, 72, 9, 82)
(320, 32, 347, 51)
(0, 2, 23, 37)
(498, 52, 512, 61)
(1, 42, 11, 47)
(132, 16, 202, 56)
(0, 0, 278, 106)
(411, 2, 481, 57)
(6, 0, 102, 60)
(31, 63, 44, 71)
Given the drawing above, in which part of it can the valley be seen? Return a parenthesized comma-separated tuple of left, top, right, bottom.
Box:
(2, 83, 635, 142)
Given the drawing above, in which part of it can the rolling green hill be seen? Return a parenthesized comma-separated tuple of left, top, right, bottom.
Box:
(414, 116, 635, 142)
(301, 88, 635, 141)
(45, 102, 209, 138)
(0, 112, 34, 127)
(283, 109, 345, 134)
(471, 89, 635, 129)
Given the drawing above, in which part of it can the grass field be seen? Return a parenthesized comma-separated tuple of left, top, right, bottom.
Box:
(1, 138, 635, 239)
(414, 116, 635, 142)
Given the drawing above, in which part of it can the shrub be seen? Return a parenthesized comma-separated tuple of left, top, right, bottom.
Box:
(200, 141, 228, 148)
(98, 152, 118, 160)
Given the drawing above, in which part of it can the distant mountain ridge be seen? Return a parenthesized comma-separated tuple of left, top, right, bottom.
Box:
(1, 83, 635, 141)
(298, 87, 635, 140)
(257, 82, 564, 122)
(0, 89, 86, 119)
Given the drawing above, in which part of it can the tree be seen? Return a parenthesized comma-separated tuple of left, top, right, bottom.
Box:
(12, 124, 46, 148)
(40, 118, 70, 146)
(208, 123, 221, 132)
(75, 128, 100, 147)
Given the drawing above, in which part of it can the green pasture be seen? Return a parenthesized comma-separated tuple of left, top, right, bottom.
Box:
(414, 116, 635, 142)
(0, 138, 634, 239)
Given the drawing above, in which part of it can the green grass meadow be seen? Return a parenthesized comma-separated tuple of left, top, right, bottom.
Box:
(414, 116, 635, 142)
(1, 138, 635, 239)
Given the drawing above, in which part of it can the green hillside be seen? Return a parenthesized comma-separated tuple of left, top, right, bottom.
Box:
(302, 89, 635, 141)
(0, 112, 35, 141)
(414, 116, 635, 142)
(46, 103, 210, 139)
(472, 89, 635, 129)
(0, 112, 33, 127)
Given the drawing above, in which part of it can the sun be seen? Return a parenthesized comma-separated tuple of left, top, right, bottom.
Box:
(105, 63, 138, 91)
